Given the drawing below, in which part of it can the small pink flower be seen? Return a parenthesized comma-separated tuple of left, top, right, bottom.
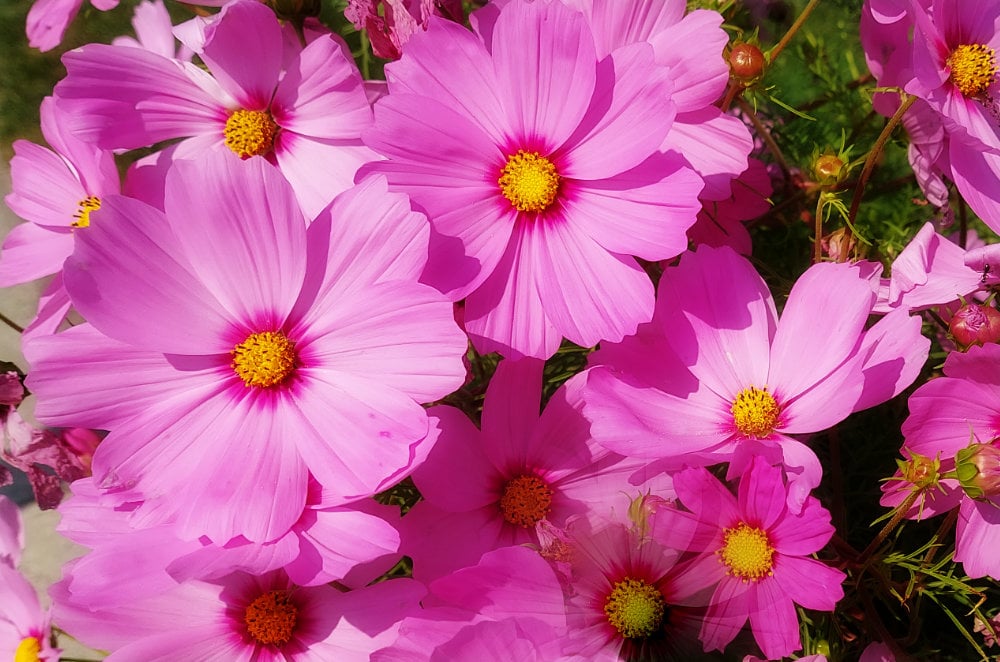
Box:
(658, 458, 845, 659)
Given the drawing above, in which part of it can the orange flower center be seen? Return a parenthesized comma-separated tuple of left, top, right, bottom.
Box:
(498, 150, 560, 213)
(231, 331, 297, 388)
(947, 44, 998, 98)
(244, 590, 298, 647)
(499, 474, 553, 527)
(225, 109, 278, 159)
(731, 386, 780, 438)
(72, 195, 101, 228)
(719, 522, 775, 582)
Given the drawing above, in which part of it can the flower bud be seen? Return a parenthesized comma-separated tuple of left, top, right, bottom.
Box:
(897, 451, 940, 490)
(822, 228, 856, 261)
(955, 442, 1000, 500)
(949, 303, 1000, 348)
(728, 42, 765, 86)
(812, 152, 848, 188)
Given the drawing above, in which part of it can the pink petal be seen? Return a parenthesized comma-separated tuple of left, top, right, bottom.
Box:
(955, 497, 1000, 579)
(413, 405, 498, 511)
(398, 501, 508, 583)
(701, 577, 752, 652)
(465, 224, 563, 359)
(63, 195, 235, 354)
(853, 308, 930, 412)
(569, 0, 685, 58)
(286, 507, 400, 586)
(26, 0, 82, 51)
(5, 139, 87, 229)
(661, 245, 776, 398)
(673, 466, 740, 527)
(200, 0, 282, 108)
(771, 556, 845, 611)
(901, 378, 999, 457)
(272, 35, 372, 139)
(480, 357, 545, 463)
(748, 579, 801, 659)
(648, 9, 729, 111)
(0, 222, 72, 287)
(561, 43, 673, 180)
(663, 109, 753, 201)
(534, 214, 654, 349)
(768, 262, 874, 402)
(165, 151, 308, 330)
(563, 152, 701, 259)
(950, 138, 1000, 235)
(769, 496, 836, 557)
(274, 133, 379, 219)
(40, 96, 120, 195)
(491, 0, 597, 149)
(738, 457, 787, 529)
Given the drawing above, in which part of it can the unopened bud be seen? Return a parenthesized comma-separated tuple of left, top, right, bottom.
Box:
(729, 42, 765, 86)
(898, 451, 941, 490)
(955, 442, 1000, 500)
(822, 227, 857, 261)
(949, 303, 1000, 348)
(628, 492, 669, 537)
(812, 152, 848, 188)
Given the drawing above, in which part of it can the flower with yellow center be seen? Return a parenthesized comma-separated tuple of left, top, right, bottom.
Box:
(719, 521, 775, 582)
(224, 109, 279, 159)
(231, 330, 297, 388)
(14, 637, 41, 662)
(947, 43, 998, 98)
(244, 590, 298, 647)
(497, 150, 561, 213)
(731, 386, 780, 438)
(71, 195, 101, 228)
(604, 577, 667, 639)
(499, 474, 553, 527)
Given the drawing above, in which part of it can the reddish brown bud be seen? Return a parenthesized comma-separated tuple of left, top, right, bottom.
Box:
(729, 42, 765, 86)
(949, 303, 1000, 348)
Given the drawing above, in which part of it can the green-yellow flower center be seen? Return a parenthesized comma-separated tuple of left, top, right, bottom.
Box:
(231, 331, 297, 388)
(499, 474, 553, 527)
(731, 386, 780, 438)
(244, 590, 298, 647)
(604, 577, 666, 639)
(719, 522, 775, 582)
(498, 150, 561, 213)
(72, 195, 101, 228)
(225, 109, 278, 159)
(14, 637, 41, 662)
(947, 44, 998, 98)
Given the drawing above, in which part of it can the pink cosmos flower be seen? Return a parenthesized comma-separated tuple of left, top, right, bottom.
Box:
(111, 0, 194, 61)
(25, 151, 467, 545)
(881, 342, 1000, 579)
(345, 0, 464, 60)
(400, 358, 671, 582)
(53, 567, 423, 661)
(362, 0, 703, 359)
(54, 0, 377, 217)
(555, 515, 709, 661)
(687, 157, 772, 255)
(26, 0, 118, 52)
(658, 458, 845, 659)
(582, 244, 929, 510)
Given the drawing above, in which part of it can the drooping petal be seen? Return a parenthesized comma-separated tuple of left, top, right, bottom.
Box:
(0, 222, 73, 287)
(748, 579, 801, 659)
(662, 109, 753, 200)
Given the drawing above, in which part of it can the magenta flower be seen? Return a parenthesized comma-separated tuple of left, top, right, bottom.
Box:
(26, 151, 467, 544)
(582, 244, 929, 509)
(401, 358, 670, 582)
(54, 0, 376, 217)
(362, 0, 703, 358)
(659, 458, 845, 659)
(26, 0, 118, 52)
(53, 568, 423, 661)
(882, 342, 1000, 579)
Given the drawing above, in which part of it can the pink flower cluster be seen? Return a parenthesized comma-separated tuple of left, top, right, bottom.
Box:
(3, 0, 1000, 658)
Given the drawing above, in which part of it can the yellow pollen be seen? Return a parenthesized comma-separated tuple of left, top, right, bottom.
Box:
(604, 577, 666, 639)
(71, 195, 101, 228)
(731, 386, 780, 438)
(224, 109, 278, 159)
(231, 331, 297, 388)
(498, 150, 561, 213)
(719, 522, 775, 582)
(244, 590, 298, 647)
(14, 637, 41, 662)
(499, 474, 553, 527)
(947, 44, 998, 98)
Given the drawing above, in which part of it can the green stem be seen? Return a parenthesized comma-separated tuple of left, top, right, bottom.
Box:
(814, 193, 826, 264)
(857, 488, 920, 567)
(736, 97, 791, 180)
(841, 95, 916, 261)
(768, 0, 821, 65)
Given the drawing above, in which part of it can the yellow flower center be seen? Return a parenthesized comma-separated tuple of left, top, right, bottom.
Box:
(71, 195, 101, 228)
(604, 577, 666, 639)
(14, 637, 41, 662)
(498, 150, 561, 213)
(499, 474, 553, 527)
(231, 331, 297, 388)
(244, 590, 298, 647)
(719, 522, 775, 582)
(224, 109, 278, 159)
(731, 386, 780, 438)
(947, 44, 998, 98)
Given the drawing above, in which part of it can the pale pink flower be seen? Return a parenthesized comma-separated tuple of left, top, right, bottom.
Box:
(26, 151, 467, 544)
(362, 0, 703, 358)
(26, 0, 118, 52)
(582, 244, 929, 510)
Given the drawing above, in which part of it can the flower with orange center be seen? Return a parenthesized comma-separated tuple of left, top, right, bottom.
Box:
(497, 150, 561, 214)
(731, 386, 780, 438)
(231, 330, 298, 388)
(499, 474, 553, 527)
(71, 196, 101, 228)
(719, 522, 774, 581)
(947, 43, 998, 98)
(244, 590, 298, 646)
(225, 109, 279, 159)
(603, 577, 666, 638)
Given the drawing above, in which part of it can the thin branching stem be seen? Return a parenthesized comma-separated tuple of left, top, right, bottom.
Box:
(0, 312, 24, 334)
(768, 0, 821, 65)
(858, 488, 920, 567)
